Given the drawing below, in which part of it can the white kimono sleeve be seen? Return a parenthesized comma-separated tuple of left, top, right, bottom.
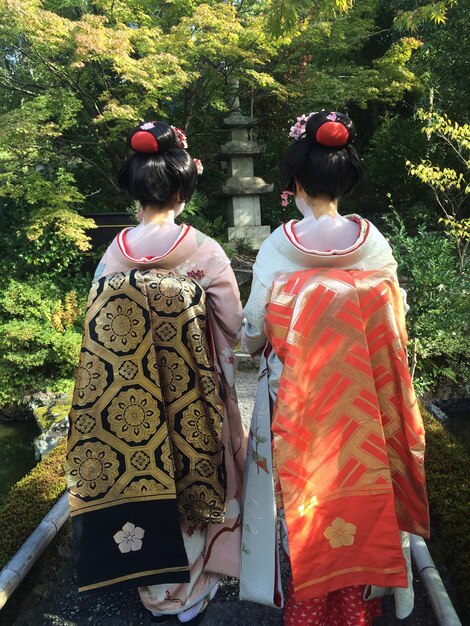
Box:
(243, 274, 272, 356)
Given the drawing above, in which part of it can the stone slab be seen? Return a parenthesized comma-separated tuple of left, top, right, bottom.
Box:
(222, 177, 273, 196)
(227, 225, 271, 249)
(228, 157, 254, 178)
(226, 196, 262, 227)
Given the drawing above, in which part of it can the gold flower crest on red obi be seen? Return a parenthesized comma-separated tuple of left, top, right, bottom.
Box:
(324, 518, 357, 548)
(95, 297, 146, 351)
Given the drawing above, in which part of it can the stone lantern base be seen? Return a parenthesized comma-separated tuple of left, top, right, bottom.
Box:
(227, 225, 271, 249)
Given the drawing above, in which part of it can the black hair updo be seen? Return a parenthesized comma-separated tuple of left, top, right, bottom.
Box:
(280, 111, 362, 199)
(118, 121, 197, 206)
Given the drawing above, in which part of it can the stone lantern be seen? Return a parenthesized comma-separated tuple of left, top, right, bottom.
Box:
(221, 79, 272, 249)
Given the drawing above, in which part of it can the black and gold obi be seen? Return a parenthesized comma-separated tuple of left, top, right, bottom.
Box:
(66, 269, 226, 595)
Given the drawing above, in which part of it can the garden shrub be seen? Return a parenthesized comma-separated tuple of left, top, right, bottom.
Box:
(0, 279, 86, 410)
(181, 190, 227, 245)
(0, 439, 66, 569)
(383, 211, 470, 395)
(422, 405, 470, 621)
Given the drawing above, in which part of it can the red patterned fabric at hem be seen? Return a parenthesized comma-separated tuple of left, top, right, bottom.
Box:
(284, 580, 381, 626)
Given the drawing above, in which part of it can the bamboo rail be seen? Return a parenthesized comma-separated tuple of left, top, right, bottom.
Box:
(0, 493, 69, 610)
(411, 534, 462, 626)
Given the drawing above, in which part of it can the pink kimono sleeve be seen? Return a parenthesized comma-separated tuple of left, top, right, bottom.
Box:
(205, 264, 243, 347)
(93, 236, 130, 279)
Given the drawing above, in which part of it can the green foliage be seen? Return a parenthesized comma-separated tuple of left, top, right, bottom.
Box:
(394, 0, 458, 32)
(417, 0, 470, 119)
(0, 439, 66, 569)
(0, 0, 469, 407)
(0, 0, 436, 231)
(407, 109, 470, 271)
(266, 0, 354, 38)
(0, 211, 93, 285)
(382, 209, 470, 394)
(421, 406, 470, 620)
(181, 190, 226, 242)
(362, 114, 430, 213)
(264, 0, 425, 113)
(0, 279, 85, 410)
(232, 237, 257, 259)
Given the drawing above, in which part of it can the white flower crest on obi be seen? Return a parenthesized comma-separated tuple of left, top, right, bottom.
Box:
(113, 522, 145, 553)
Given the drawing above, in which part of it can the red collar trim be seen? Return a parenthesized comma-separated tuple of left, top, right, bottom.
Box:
(117, 224, 191, 263)
(282, 216, 369, 256)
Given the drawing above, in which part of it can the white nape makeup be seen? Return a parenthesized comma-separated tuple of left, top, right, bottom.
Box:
(173, 201, 186, 219)
(295, 195, 316, 218)
(293, 205, 360, 252)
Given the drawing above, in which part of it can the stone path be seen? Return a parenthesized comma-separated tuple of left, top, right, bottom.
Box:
(1, 368, 438, 626)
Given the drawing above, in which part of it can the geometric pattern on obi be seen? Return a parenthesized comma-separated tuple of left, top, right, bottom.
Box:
(67, 269, 226, 594)
(266, 268, 429, 600)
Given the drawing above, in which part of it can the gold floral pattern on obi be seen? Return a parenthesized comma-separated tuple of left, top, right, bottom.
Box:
(67, 441, 119, 498)
(123, 478, 166, 496)
(195, 459, 215, 479)
(179, 484, 224, 522)
(118, 360, 139, 381)
(87, 281, 99, 307)
(146, 348, 159, 384)
(187, 320, 210, 367)
(130, 450, 150, 471)
(108, 273, 126, 291)
(181, 401, 219, 450)
(173, 448, 185, 476)
(324, 518, 357, 548)
(155, 321, 177, 342)
(200, 375, 216, 396)
(75, 413, 96, 434)
(158, 349, 190, 402)
(160, 439, 175, 477)
(108, 388, 159, 443)
(68, 269, 226, 536)
(148, 273, 192, 314)
(74, 351, 108, 406)
(95, 297, 145, 352)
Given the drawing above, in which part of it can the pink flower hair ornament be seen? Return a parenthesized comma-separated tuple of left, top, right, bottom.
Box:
(288, 112, 317, 140)
(326, 112, 339, 121)
(288, 111, 341, 140)
(281, 190, 293, 206)
(193, 158, 204, 175)
(171, 126, 188, 149)
(288, 111, 349, 148)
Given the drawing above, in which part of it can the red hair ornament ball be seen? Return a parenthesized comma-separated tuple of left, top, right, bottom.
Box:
(131, 130, 159, 153)
(316, 121, 349, 148)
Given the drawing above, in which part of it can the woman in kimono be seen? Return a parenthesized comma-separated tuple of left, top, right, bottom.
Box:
(66, 121, 245, 625)
(241, 111, 429, 626)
